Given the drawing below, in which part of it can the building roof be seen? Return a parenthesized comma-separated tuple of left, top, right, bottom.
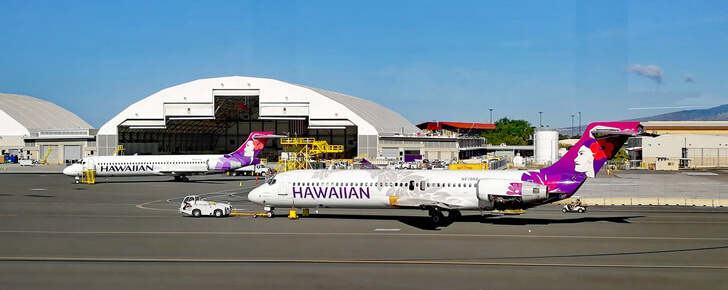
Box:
(99, 76, 419, 137)
(416, 121, 496, 130)
(0, 93, 93, 135)
(295, 84, 419, 135)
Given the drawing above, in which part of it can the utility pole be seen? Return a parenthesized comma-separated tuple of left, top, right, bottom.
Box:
(578, 111, 581, 135)
(571, 114, 575, 137)
(539, 111, 543, 128)
(489, 108, 494, 124)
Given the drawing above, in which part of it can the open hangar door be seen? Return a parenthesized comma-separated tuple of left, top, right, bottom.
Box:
(118, 95, 266, 155)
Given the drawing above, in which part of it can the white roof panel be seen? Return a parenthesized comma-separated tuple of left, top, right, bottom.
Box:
(0, 93, 93, 133)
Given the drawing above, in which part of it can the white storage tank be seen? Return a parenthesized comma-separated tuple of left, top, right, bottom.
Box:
(512, 153, 526, 168)
(535, 130, 559, 165)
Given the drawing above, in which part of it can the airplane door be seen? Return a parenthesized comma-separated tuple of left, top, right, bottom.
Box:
(85, 159, 96, 171)
(277, 174, 290, 199)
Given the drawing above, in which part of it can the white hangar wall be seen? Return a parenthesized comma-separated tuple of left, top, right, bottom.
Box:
(97, 76, 419, 157)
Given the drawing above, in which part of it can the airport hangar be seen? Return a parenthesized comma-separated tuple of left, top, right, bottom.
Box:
(0, 93, 95, 164)
(626, 121, 728, 169)
(96, 76, 474, 162)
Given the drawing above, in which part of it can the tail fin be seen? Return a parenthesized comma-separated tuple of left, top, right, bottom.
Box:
(541, 122, 643, 178)
(230, 132, 276, 163)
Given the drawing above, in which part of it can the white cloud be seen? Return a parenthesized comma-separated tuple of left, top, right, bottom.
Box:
(626, 64, 663, 84)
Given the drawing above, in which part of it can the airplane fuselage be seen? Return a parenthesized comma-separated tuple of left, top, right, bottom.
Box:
(73, 155, 224, 177)
(250, 169, 567, 211)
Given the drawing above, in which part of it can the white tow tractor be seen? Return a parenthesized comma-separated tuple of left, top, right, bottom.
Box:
(180, 195, 232, 217)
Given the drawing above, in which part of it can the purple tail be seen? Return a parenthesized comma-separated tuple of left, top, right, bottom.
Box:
(521, 122, 644, 199)
(212, 132, 276, 171)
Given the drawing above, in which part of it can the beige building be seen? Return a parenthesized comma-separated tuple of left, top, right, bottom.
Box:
(628, 121, 728, 169)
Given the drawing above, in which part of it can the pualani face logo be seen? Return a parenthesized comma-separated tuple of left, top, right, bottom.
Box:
(100, 164, 154, 172)
(293, 186, 371, 200)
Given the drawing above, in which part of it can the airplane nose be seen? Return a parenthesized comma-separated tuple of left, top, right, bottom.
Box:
(62, 166, 73, 176)
(247, 187, 262, 205)
(63, 164, 80, 176)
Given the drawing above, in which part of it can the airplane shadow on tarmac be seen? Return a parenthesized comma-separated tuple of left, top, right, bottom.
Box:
(82, 179, 228, 185)
(306, 214, 644, 231)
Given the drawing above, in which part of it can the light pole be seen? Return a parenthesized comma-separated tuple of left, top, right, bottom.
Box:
(578, 111, 581, 136)
(489, 108, 494, 124)
(571, 114, 575, 137)
(539, 111, 543, 128)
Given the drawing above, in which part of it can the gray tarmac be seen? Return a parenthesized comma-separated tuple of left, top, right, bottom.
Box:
(1, 173, 727, 289)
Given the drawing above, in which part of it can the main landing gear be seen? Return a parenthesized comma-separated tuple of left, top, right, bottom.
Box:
(428, 208, 461, 225)
(173, 176, 190, 182)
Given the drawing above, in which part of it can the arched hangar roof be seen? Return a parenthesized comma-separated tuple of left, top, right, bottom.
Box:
(98, 76, 419, 136)
(0, 93, 93, 136)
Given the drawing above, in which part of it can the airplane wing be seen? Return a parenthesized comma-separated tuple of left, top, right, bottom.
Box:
(157, 169, 209, 176)
(391, 196, 472, 210)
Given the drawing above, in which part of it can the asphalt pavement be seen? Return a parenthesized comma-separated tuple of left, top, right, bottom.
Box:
(0, 173, 727, 289)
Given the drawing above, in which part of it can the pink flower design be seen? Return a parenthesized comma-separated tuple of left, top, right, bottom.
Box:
(506, 183, 522, 196)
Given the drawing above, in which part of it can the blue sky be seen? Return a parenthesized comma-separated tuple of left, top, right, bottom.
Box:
(1, 0, 727, 128)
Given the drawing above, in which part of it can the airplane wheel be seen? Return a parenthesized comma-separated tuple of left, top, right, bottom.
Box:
(429, 211, 444, 224)
(192, 209, 201, 217)
(266, 211, 274, 218)
(214, 209, 223, 217)
(562, 208, 568, 213)
(74, 179, 80, 184)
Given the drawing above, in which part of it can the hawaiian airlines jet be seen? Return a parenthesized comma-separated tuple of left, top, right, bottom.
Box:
(63, 132, 278, 183)
(249, 122, 654, 224)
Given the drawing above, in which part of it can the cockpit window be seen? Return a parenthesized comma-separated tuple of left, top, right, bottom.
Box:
(267, 178, 276, 185)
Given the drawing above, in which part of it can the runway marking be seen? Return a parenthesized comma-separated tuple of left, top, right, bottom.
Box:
(0, 256, 725, 270)
(0, 215, 178, 218)
(0, 203, 138, 206)
(138, 187, 257, 212)
(0, 230, 726, 241)
(29, 188, 47, 191)
(374, 228, 401, 232)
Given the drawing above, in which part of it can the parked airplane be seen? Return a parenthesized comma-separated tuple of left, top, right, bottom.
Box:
(248, 122, 654, 224)
(63, 132, 278, 183)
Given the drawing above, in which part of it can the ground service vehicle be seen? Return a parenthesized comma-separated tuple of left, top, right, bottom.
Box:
(180, 195, 232, 217)
(562, 197, 587, 213)
(232, 164, 271, 176)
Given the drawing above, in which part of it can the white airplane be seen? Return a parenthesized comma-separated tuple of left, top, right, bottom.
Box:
(249, 122, 653, 224)
(63, 132, 278, 183)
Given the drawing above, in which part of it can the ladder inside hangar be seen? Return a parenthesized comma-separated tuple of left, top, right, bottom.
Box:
(275, 137, 344, 172)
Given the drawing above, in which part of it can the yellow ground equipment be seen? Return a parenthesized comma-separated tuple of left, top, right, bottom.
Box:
(81, 170, 96, 184)
(288, 209, 299, 219)
(111, 145, 125, 156)
(448, 163, 488, 170)
(275, 137, 344, 172)
(40, 146, 57, 165)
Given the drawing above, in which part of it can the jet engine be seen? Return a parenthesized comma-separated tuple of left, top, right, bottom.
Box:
(476, 178, 548, 210)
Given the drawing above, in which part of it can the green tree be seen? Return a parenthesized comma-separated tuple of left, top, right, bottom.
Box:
(480, 117, 534, 145)
(612, 148, 629, 165)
